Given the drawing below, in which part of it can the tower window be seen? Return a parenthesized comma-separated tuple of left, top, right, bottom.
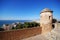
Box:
(49, 16, 51, 19)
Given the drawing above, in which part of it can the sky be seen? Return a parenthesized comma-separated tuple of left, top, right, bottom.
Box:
(0, 0, 60, 20)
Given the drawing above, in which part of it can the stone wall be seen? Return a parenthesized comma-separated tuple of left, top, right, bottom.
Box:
(40, 8, 53, 34)
(0, 27, 42, 40)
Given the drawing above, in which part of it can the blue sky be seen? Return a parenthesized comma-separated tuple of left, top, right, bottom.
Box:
(0, 0, 60, 20)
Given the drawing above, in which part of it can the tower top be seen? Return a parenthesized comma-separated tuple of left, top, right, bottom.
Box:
(41, 8, 53, 13)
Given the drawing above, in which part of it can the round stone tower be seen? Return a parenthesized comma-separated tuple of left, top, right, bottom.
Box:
(40, 8, 53, 34)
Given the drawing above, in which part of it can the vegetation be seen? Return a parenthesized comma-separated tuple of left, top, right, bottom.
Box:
(12, 18, 57, 30)
(12, 22, 40, 30)
(0, 28, 4, 31)
(52, 18, 57, 23)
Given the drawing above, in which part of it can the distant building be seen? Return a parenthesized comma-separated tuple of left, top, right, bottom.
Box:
(12, 23, 17, 28)
(16, 22, 20, 24)
(3, 24, 12, 30)
(33, 20, 40, 23)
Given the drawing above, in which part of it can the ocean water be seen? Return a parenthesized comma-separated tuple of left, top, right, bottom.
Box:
(0, 20, 31, 27)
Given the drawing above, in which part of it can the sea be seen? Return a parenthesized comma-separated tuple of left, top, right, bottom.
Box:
(0, 20, 32, 27)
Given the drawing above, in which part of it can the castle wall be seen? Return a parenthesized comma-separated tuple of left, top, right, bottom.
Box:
(40, 12, 53, 34)
(0, 27, 42, 40)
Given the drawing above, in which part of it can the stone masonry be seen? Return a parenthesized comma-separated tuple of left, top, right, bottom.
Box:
(40, 8, 53, 34)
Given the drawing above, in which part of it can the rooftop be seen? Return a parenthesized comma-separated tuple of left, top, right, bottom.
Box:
(41, 8, 53, 13)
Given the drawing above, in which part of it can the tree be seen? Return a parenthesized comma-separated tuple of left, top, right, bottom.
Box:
(0, 28, 4, 31)
(12, 22, 40, 30)
(24, 22, 30, 28)
(52, 18, 57, 23)
(12, 27, 16, 30)
(16, 23, 23, 29)
(24, 22, 40, 28)
(31, 22, 40, 27)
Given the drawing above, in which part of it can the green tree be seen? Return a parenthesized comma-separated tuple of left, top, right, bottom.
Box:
(12, 27, 16, 30)
(24, 22, 30, 28)
(12, 22, 40, 30)
(31, 22, 40, 27)
(24, 22, 40, 28)
(52, 18, 57, 23)
(16, 23, 24, 29)
(0, 28, 4, 31)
